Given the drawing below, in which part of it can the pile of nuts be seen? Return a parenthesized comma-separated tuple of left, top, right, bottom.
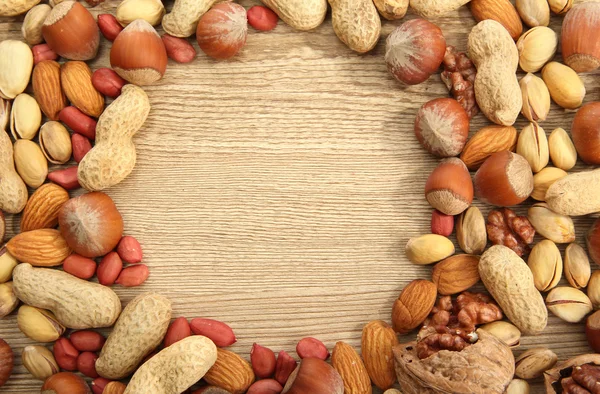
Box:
(1, 0, 600, 393)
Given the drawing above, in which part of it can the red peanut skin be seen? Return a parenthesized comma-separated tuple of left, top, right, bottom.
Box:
(247, 6, 278, 31)
(189, 318, 236, 347)
(163, 317, 191, 347)
(296, 337, 329, 360)
(59, 106, 97, 139)
(70, 330, 106, 352)
(77, 351, 99, 378)
(274, 350, 297, 386)
(97, 252, 123, 286)
(115, 264, 149, 287)
(32, 44, 59, 64)
(48, 166, 80, 190)
(53, 338, 80, 371)
(71, 134, 93, 163)
(92, 68, 126, 99)
(251, 343, 276, 378)
(162, 34, 197, 63)
(196, 3, 248, 60)
(431, 209, 454, 237)
(98, 14, 123, 41)
(63, 254, 97, 279)
(116, 236, 143, 264)
(91, 377, 111, 394)
(247, 379, 283, 394)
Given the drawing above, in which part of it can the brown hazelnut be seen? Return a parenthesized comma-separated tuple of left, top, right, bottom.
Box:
(110, 19, 167, 86)
(474, 151, 533, 206)
(282, 358, 344, 394)
(42, 1, 100, 61)
(58, 192, 124, 258)
(571, 101, 600, 165)
(561, 2, 600, 72)
(414, 98, 470, 157)
(425, 158, 473, 215)
(41, 372, 91, 394)
(0, 338, 13, 387)
(587, 218, 600, 266)
(586, 310, 600, 353)
(385, 18, 446, 85)
(196, 3, 248, 60)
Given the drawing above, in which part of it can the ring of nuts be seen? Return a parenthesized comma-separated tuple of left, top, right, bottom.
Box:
(1, 0, 600, 393)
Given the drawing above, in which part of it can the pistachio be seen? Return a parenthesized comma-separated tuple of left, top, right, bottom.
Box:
(527, 202, 575, 243)
(10, 93, 42, 140)
(519, 73, 550, 123)
(548, 128, 577, 171)
(548, 0, 572, 14)
(456, 206, 487, 255)
(39, 121, 72, 165)
(542, 62, 585, 109)
(531, 167, 567, 201)
(0, 40, 34, 100)
(0, 246, 17, 283)
(506, 379, 530, 394)
(13, 139, 48, 189)
(528, 239, 562, 292)
(588, 270, 600, 309)
(517, 122, 549, 173)
(0, 282, 18, 318)
(405, 234, 455, 265)
(516, 0, 550, 27)
(479, 321, 521, 348)
(546, 286, 593, 323)
(17, 305, 65, 342)
(564, 243, 591, 289)
(515, 347, 558, 379)
(0, 97, 9, 131)
(22, 4, 52, 45)
(516, 27, 557, 73)
(22, 345, 59, 380)
(116, 0, 165, 26)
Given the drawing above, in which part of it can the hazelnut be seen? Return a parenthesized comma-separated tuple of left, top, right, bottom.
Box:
(196, 3, 248, 60)
(282, 358, 344, 394)
(586, 310, 600, 353)
(58, 192, 124, 258)
(587, 218, 600, 266)
(474, 151, 533, 207)
(571, 102, 600, 165)
(561, 2, 600, 72)
(414, 98, 470, 157)
(110, 19, 167, 86)
(0, 339, 13, 387)
(385, 18, 446, 85)
(424, 158, 473, 215)
(42, 1, 100, 61)
(41, 372, 91, 394)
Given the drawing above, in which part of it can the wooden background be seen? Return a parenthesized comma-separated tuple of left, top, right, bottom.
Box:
(1, 1, 599, 392)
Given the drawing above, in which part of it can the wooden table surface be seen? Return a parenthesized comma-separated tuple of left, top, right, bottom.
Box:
(1, 1, 599, 392)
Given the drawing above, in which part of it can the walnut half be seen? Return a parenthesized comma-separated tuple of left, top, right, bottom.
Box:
(393, 329, 514, 394)
(544, 354, 600, 394)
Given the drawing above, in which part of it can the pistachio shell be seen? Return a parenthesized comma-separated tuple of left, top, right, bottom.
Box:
(515, 348, 557, 379)
(516, 122, 549, 173)
(531, 167, 567, 201)
(519, 73, 550, 123)
(17, 305, 66, 342)
(22, 345, 59, 380)
(13, 139, 48, 189)
(516, 0, 550, 27)
(0, 40, 33, 100)
(564, 243, 591, 289)
(479, 321, 521, 348)
(548, 128, 577, 171)
(588, 270, 600, 309)
(39, 121, 72, 164)
(528, 239, 562, 292)
(527, 202, 575, 243)
(405, 234, 455, 265)
(116, 0, 165, 26)
(10, 93, 41, 140)
(546, 286, 593, 323)
(0, 281, 18, 318)
(517, 27, 557, 73)
(542, 62, 585, 109)
(456, 206, 487, 255)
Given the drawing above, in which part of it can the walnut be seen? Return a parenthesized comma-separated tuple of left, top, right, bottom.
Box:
(487, 208, 535, 257)
(544, 354, 600, 394)
(441, 46, 479, 119)
(416, 326, 473, 359)
(394, 329, 515, 394)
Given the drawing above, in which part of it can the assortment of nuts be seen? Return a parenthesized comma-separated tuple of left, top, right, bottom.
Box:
(0, 0, 600, 393)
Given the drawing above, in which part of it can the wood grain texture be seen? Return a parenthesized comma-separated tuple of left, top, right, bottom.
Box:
(1, 1, 600, 392)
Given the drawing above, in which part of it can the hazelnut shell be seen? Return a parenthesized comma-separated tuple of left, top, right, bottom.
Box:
(0, 338, 13, 387)
(414, 98, 470, 157)
(42, 1, 99, 61)
(587, 218, 600, 266)
(571, 101, 600, 165)
(282, 358, 344, 394)
(41, 372, 91, 394)
(586, 310, 600, 353)
(474, 151, 533, 206)
(196, 2, 248, 60)
(425, 157, 473, 215)
(561, 2, 600, 72)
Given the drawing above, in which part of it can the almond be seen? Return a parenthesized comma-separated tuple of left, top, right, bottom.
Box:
(391, 279, 437, 333)
(60, 61, 104, 118)
(431, 254, 481, 295)
(331, 341, 372, 394)
(7, 229, 71, 266)
(361, 320, 398, 390)
(20, 183, 69, 232)
(32, 60, 67, 121)
(469, 0, 523, 40)
(460, 125, 518, 170)
(204, 348, 255, 394)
